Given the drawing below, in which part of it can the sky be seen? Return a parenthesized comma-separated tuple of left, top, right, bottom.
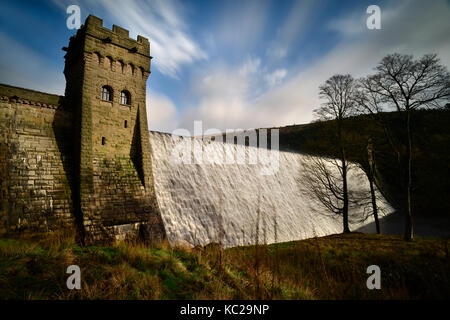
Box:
(0, 0, 449, 134)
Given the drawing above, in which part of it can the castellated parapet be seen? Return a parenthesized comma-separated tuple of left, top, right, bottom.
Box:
(0, 15, 166, 244)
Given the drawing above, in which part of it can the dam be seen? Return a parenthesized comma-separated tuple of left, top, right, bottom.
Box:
(149, 131, 393, 248)
(0, 16, 394, 245)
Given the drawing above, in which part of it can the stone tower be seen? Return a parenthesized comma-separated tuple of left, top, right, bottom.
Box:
(63, 15, 166, 244)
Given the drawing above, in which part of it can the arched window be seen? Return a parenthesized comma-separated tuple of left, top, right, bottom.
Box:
(120, 90, 131, 105)
(101, 86, 112, 101)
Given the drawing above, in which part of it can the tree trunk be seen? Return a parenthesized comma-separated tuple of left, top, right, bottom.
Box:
(404, 109, 414, 241)
(342, 157, 350, 233)
(368, 177, 380, 234)
(339, 120, 351, 234)
(367, 139, 380, 234)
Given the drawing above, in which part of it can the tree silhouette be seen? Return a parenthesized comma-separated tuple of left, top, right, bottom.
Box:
(314, 74, 357, 233)
(356, 53, 450, 241)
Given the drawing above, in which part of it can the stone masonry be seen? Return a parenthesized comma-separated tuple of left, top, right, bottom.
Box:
(0, 15, 166, 245)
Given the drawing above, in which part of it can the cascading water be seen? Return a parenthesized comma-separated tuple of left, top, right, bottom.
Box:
(149, 131, 393, 248)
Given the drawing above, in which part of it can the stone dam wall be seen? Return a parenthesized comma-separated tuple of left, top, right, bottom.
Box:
(0, 83, 393, 246)
(0, 84, 74, 234)
(0, 83, 166, 244)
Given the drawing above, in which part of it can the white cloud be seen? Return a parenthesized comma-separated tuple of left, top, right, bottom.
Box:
(17, 0, 450, 135)
(327, 9, 367, 37)
(55, 0, 207, 78)
(146, 91, 180, 133)
(238, 57, 261, 77)
(171, 0, 450, 134)
(264, 69, 287, 87)
(100, 0, 207, 77)
(254, 0, 450, 126)
(176, 61, 296, 133)
(177, 62, 253, 132)
(266, 0, 317, 60)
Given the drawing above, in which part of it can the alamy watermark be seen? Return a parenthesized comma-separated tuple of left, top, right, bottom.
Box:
(170, 121, 280, 175)
(366, 5, 381, 30)
(66, 5, 81, 30)
(66, 265, 81, 290)
(366, 265, 381, 289)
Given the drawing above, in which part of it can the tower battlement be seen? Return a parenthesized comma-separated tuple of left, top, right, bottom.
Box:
(83, 15, 150, 54)
(65, 15, 151, 74)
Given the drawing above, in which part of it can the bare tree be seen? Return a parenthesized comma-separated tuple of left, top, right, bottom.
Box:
(355, 53, 450, 241)
(300, 155, 375, 229)
(301, 156, 348, 220)
(355, 77, 401, 163)
(314, 74, 357, 233)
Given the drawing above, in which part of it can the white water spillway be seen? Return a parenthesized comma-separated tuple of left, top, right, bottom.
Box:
(149, 131, 393, 248)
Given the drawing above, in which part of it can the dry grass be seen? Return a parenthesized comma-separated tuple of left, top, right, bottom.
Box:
(0, 232, 448, 300)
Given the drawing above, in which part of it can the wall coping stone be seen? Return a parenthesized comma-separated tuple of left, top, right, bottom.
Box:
(0, 83, 63, 109)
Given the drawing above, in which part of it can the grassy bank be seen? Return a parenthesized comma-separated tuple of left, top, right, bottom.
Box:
(0, 233, 448, 299)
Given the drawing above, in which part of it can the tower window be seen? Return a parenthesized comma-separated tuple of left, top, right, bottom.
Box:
(124, 120, 128, 128)
(101, 86, 112, 101)
(102, 137, 106, 145)
(120, 90, 131, 105)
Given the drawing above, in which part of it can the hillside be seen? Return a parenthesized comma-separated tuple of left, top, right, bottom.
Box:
(0, 233, 449, 300)
(273, 109, 450, 218)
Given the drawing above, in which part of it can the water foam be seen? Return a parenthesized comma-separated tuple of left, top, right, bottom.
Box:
(149, 131, 393, 247)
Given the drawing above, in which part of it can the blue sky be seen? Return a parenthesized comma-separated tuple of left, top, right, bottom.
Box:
(0, 0, 449, 133)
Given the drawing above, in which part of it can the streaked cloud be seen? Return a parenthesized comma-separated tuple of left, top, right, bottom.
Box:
(54, 0, 206, 78)
(238, 57, 261, 77)
(264, 69, 287, 87)
(2, 0, 449, 135)
(174, 0, 450, 134)
(266, 0, 317, 60)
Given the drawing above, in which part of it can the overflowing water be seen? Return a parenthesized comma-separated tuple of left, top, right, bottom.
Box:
(149, 131, 393, 248)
